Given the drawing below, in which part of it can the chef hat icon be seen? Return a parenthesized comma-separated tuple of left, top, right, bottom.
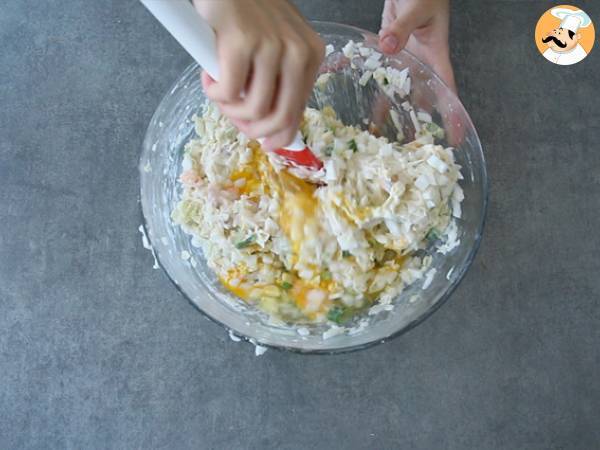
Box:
(550, 8, 592, 33)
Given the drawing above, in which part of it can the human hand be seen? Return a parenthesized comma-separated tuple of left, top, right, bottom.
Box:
(378, 0, 456, 93)
(193, 0, 325, 151)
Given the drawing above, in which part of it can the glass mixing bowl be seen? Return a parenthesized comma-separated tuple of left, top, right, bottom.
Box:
(139, 22, 488, 353)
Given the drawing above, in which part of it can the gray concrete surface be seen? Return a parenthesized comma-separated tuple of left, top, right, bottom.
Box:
(1, 0, 599, 448)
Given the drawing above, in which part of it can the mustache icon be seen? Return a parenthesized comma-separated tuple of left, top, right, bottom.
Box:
(542, 35, 567, 48)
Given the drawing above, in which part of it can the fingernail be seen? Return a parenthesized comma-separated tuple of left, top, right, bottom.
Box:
(382, 35, 399, 52)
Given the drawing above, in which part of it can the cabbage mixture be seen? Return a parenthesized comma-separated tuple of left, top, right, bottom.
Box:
(172, 42, 463, 325)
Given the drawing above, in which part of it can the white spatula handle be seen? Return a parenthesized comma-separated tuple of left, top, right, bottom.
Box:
(140, 0, 306, 151)
(140, 0, 219, 80)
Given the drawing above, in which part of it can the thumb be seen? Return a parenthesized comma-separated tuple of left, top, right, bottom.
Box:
(379, 6, 421, 54)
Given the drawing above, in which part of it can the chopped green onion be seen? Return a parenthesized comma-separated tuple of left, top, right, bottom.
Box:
(280, 281, 293, 290)
(321, 269, 332, 281)
(348, 139, 358, 152)
(327, 305, 345, 324)
(342, 250, 351, 258)
(425, 228, 440, 242)
(235, 234, 256, 249)
(382, 249, 397, 262)
(425, 122, 445, 140)
(383, 77, 389, 85)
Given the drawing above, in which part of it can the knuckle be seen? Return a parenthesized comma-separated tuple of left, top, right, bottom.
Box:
(239, 30, 259, 50)
(220, 43, 247, 67)
(287, 39, 309, 60)
(250, 100, 269, 118)
(228, 30, 257, 53)
(261, 38, 283, 58)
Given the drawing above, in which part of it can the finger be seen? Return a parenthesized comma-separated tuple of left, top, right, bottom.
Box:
(258, 30, 324, 151)
(242, 39, 308, 141)
(371, 93, 393, 131)
(257, 102, 303, 151)
(378, 4, 424, 54)
(300, 35, 325, 106)
(218, 41, 282, 121)
(406, 36, 457, 94)
(435, 85, 465, 147)
(204, 42, 253, 103)
(264, 53, 312, 151)
(261, 123, 300, 152)
(381, 0, 397, 29)
(229, 117, 251, 132)
(320, 53, 350, 73)
(430, 55, 456, 94)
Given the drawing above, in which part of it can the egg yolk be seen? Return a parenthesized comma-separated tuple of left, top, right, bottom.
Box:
(222, 144, 411, 321)
(277, 169, 318, 256)
(230, 142, 319, 259)
(223, 143, 329, 317)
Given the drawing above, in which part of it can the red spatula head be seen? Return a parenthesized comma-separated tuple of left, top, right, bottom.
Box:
(274, 147, 323, 170)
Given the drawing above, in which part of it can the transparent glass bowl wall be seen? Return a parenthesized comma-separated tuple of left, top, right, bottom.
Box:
(140, 22, 488, 353)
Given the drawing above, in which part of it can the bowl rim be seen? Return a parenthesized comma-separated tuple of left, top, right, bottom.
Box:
(140, 20, 489, 354)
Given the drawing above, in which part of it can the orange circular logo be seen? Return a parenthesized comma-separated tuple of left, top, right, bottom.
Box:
(535, 5, 595, 65)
